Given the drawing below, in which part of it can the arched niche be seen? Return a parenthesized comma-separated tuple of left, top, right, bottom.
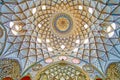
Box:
(106, 62, 120, 80)
(35, 61, 90, 80)
(0, 58, 21, 80)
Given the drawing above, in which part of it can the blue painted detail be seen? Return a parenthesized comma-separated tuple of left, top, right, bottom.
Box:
(53, 13, 73, 33)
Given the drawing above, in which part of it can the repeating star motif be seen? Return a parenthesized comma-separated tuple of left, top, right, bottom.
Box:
(0, 0, 120, 79)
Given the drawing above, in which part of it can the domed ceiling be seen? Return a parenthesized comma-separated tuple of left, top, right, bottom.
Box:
(0, 0, 120, 80)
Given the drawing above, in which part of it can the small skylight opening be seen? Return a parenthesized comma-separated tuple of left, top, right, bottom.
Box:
(38, 23, 42, 28)
(15, 25, 22, 31)
(61, 45, 65, 49)
(111, 23, 116, 30)
(73, 48, 78, 52)
(37, 38, 42, 43)
(107, 23, 116, 38)
(88, 7, 93, 14)
(32, 8, 36, 14)
(46, 39, 50, 43)
(79, 5, 83, 10)
(10, 22, 14, 28)
(84, 24, 88, 29)
(42, 5, 46, 10)
(48, 47, 53, 51)
(108, 31, 114, 38)
(107, 26, 112, 33)
(76, 39, 80, 44)
(84, 38, 89, 44)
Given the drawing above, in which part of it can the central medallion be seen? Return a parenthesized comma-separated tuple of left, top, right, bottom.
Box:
(56, 17, 69, 31)
(52, 13, 73, 35)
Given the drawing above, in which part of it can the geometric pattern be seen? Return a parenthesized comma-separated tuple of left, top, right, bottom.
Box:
(106, 62, 120, 80)
(35, 61, 90, 80)
(0, 58, 21, 80)
(52, 13, 73, 35)
(0, 0, 120, 79)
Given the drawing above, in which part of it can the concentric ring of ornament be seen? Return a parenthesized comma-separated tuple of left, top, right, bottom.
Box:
(52, 13, 73, 34)
(0, 1, 120, 79)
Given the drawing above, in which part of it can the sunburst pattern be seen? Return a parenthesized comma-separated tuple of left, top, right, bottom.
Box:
(0, 0, 120, 79)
